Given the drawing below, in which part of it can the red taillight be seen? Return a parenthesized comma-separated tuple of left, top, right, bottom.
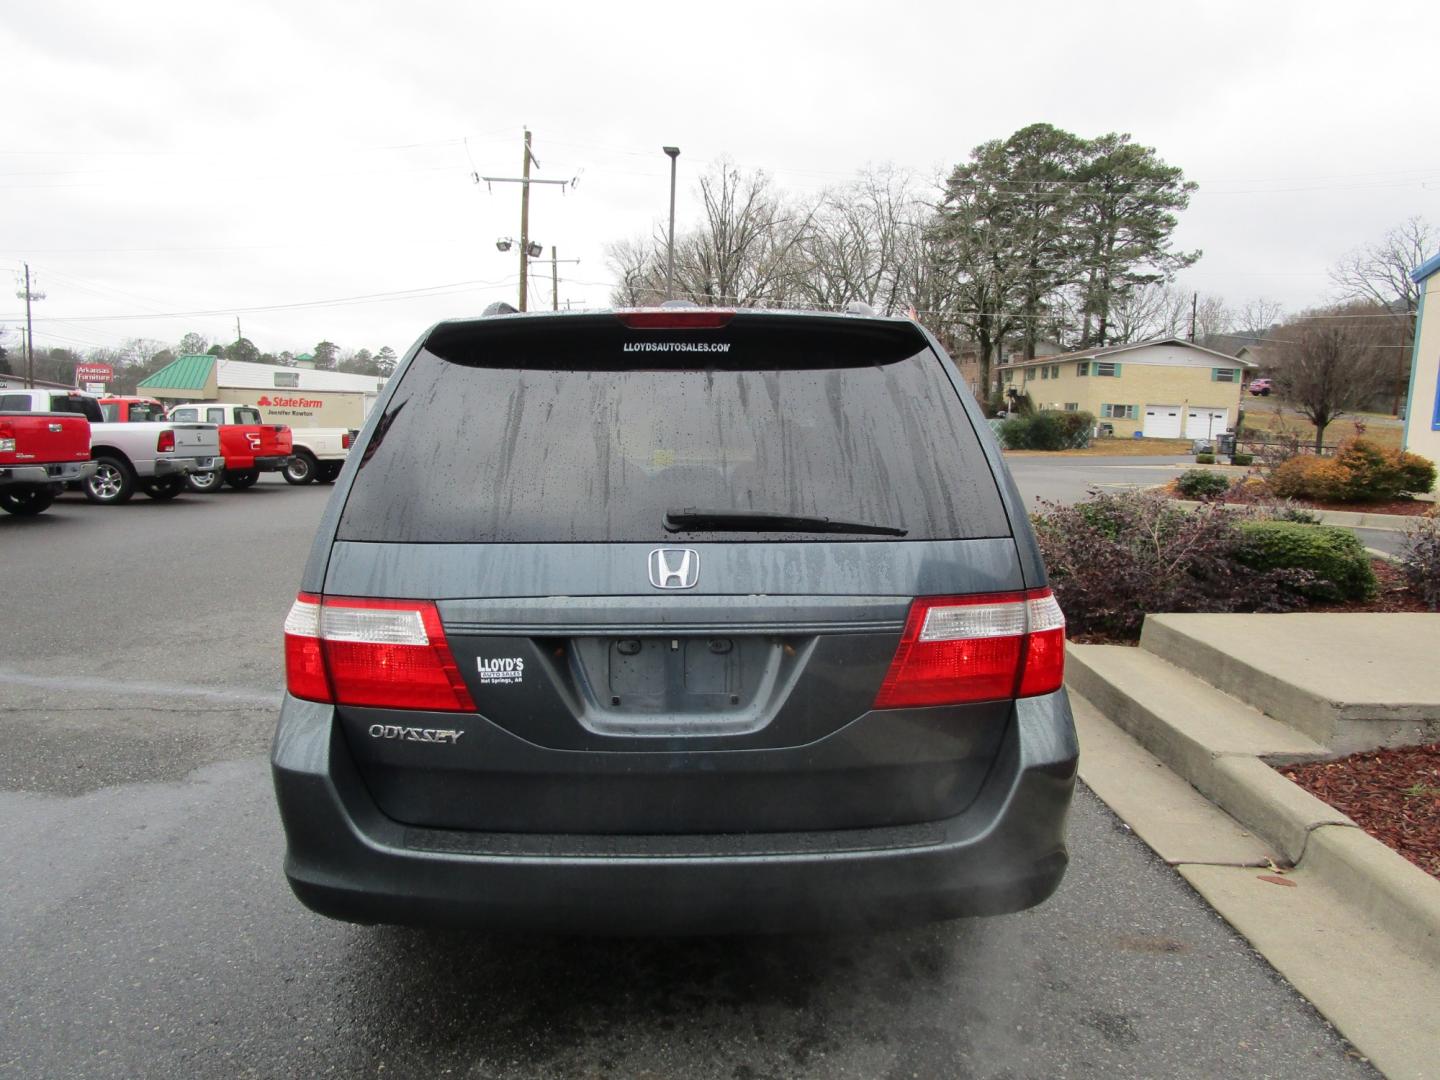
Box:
(283, 594, 475, 712)
(341, 432, 353, 449)
(615, 309, 734, 329)
(156, 429, 176, 453)
(873, 589, 1066, 710)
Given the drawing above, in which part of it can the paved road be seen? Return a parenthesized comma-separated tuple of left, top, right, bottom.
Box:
(0, 480, 1375, 1078)
(1006, 455, 1193, 510)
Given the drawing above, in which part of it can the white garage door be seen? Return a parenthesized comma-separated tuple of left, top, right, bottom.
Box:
(1186, 407, 1229, 439)
(1143, 405, 1182, 439)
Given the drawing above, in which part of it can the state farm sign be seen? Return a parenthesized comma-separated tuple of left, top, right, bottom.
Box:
(76, 362, 114, 385)
(257, 394, 324, 409)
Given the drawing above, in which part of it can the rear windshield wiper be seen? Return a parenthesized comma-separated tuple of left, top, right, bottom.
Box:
(663, 508, 908, 537)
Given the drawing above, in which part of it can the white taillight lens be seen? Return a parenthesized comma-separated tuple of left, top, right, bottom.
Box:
(318, 605, 428, 645)
(920, 599, 1029, 641)
(0, 438, 15, 453)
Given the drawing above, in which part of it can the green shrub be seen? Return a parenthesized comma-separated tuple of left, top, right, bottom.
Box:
(1231, 453, 1254, 466)
(999, 410, 1095, 450)
(1176, 469, 1231, 499)
(1234, 521, 1376, 601)
(1194, 453, 1215, 464)
(1032, 491, 1314, 641)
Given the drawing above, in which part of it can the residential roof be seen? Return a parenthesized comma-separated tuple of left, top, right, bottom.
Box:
(138, 354, 215, 391)
(216, 358, 385, 393)
(999, 336, 1255, 370)
(1411, 250, 1440, 285)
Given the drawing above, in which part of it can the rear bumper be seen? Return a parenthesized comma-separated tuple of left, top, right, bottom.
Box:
(252, 455, 291, 472)
(271, 692, 1078, 934)
(153, 455, 224, 477)
(0, 460, 96, 485)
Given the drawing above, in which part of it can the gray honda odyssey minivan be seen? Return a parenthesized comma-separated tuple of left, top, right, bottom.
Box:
(272, 306, 1077, 933)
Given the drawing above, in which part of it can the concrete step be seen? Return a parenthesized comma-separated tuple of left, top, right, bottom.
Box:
(1139, 613, 1440, 753)
(1066, 643, 1348, 862)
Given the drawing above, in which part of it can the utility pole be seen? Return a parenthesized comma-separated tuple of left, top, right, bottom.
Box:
(519, 129, 532, 311)
(526, 249, 580, 312)
(15, 263, 45, 388)
(1188, 291, 1198, 343)
(236, 316, 243, 344)
(476, 129, 570, 312)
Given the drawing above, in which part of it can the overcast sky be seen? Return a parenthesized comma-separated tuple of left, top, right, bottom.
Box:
(4, 0, 1440, 360)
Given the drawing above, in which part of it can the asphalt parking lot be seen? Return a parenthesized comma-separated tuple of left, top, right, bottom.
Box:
(0, 478, 1376, 1079)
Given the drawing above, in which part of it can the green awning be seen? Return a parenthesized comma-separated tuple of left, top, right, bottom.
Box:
(138, 354, 215, 392)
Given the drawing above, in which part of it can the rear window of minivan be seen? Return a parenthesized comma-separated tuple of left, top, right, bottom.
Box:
(336, 315, 1009, 544)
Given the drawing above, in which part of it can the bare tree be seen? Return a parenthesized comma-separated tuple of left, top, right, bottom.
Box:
(605, 236, 663, 307)
(793, 165, 922, 314)
(675, 162, 815, 306)
(1272, 304, 1392, 452)
(1235, 297, 1284, 335)
(1330, 217, 1433, 414)
(1330, 216, 1433, 316)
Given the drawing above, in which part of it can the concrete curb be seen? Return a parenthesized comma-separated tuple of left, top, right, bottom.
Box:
(1067, 643, 1440, 971)
(1171, 497, 1423, 532)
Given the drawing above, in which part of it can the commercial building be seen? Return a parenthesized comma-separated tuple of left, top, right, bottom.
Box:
(1403, 251, 1440, 487)
(139, 355, 385, 429)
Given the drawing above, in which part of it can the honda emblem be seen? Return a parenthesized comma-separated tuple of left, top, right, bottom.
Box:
(648, 548, 699, 590)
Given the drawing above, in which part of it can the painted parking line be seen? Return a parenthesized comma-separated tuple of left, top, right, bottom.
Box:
(0, 668, 280, 707)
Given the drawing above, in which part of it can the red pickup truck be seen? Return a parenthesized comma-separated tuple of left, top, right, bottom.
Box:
(0, 408, 96, 516)
(100, 398, 293, 492)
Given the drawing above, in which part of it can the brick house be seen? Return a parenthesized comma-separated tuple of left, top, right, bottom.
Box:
(996, 337, 1253, 439)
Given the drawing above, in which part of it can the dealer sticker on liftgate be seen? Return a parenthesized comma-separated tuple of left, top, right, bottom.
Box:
(477, 657, 525, 685)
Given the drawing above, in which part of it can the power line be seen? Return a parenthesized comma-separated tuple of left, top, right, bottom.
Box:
(0, 277, 520, 323)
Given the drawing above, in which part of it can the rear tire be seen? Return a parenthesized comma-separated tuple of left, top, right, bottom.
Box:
(185, 468, 225, 494)
(283, 451, 317, 485)
(225, 469, 260, 490)
(84, 456, 136, 505)
(0, 485, 56, 516)
(316, 461, 342, 484)
(142, 476, 185, 500)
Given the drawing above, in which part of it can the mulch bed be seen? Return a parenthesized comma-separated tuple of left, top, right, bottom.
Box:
(1289, 497, 1433, 517)
(1281, 744, 1440, 880)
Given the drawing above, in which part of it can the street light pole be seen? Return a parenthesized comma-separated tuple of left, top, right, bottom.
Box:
(663, 146, 680, 301)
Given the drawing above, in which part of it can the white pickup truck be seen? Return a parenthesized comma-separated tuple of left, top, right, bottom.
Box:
(0, 389, 224, 504)
(277, 427, 354, 485)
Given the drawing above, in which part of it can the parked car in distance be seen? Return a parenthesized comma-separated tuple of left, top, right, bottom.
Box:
(162, 402, 293, 491)
(273, 307, 1077, 935)
(0, 389, 223, 504)
(1247, 377, 1273, 396)
(0, 405, 96, 516)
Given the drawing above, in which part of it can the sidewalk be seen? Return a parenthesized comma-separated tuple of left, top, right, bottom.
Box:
(1171, 497, 1427, 532)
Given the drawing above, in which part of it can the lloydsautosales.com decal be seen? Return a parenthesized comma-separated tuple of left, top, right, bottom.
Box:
(622, 342, 731, 353)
